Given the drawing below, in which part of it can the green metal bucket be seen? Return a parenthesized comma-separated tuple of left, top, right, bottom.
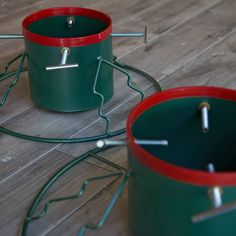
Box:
(127, 86, 236, 236)
(22, 7, 113, 112)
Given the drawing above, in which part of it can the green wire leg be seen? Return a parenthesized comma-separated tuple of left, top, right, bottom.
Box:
(0, 53, 23, 79)
(93, 56, 145, 134)
(20, 146, 129, 236)
(0, 56, 161, 143)
(29, 172, 125, 221)
(0, 53, 25, 107)
(93, 57, 112, 133)
(113, 56, 162, 92)
(0, 126, 125, 143)
(77, 173, 129, 236)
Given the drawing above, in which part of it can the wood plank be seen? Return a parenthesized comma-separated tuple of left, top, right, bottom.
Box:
(0, 0, 87, 19)
(158, 29, 236, 90)
(121, 0, 236, 75)
(0, 0, 45, 18)
(0, 149, 121, 236)
(112, 0, 221, 58)
(0, 150, 75, 236)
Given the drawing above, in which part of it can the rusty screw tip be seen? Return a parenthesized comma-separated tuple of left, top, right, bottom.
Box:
(144, 26, 148, 44)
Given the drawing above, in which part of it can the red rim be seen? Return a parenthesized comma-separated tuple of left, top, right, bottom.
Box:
(22, 7, 112, 47)
(127, 86, 236, 186)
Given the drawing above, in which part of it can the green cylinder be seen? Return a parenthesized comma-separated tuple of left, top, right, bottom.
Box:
(127, 86, 236, 236)
(22, 7, 113, 112)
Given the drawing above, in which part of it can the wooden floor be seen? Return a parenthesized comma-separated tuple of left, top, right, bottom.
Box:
(1, 0, 236, 235)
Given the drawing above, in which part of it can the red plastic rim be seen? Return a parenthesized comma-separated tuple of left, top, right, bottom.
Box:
(127, 86, 236, 186)
(22, 7, 112, 47)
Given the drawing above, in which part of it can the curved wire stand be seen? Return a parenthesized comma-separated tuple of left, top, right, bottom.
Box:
(0, 54, 161, 143)
(0, 53, 161, 235)
(0, 53, 26, 107)
(20, 146, 130, 236)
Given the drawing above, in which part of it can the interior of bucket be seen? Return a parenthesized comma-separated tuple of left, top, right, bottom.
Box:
(132, 97, 236, 172)
(27, 15, 108, 38)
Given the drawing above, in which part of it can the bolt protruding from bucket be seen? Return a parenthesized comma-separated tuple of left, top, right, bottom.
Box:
(96, 139, 126, 148)
(96, 139, 168, 148)
(0, 34, 24, 39)
(111, 26, 148, 43)
(46, 47, 79, 71)
(207, 163, 215, 173)
(134, 139, 168, 146)
(67, 17, 75, 28)
(199, 102, 210, 133)
(61, 48, 70, 65)
(207, 163, 222, 208)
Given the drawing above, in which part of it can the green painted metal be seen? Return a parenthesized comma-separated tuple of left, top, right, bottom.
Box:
(95, 56, 144, 133)
(20, 147, 129, 236)
(0, 56, 160, 143)
(24, 15, 113, 112)
(128, 97, 236, 236)
(0, 53, 26, 107)
(77, 172, 129, 236)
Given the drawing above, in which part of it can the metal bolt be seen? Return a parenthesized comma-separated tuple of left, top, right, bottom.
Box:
(46, 64, 78, 70)
(45, 47, 78, 71)
(111, 26, 148, 43)
(207, 163, 215, 173)
(192, 199, 236, 223)
(97, 139, 168, 148)
(134, 139, 168, 146)
(207, 163, 222, 208)
(67, 17, 75, 28)
(60, 48, 70, 65)
(96, 140, 126, 148)
(0, 34, 24, 39)
(199, 102, 210, 133)
(111, 32, 145, 37)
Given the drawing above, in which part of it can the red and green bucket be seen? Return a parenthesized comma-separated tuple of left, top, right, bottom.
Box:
(22, 7, 113, 112)
(127, 86, 236, 236)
